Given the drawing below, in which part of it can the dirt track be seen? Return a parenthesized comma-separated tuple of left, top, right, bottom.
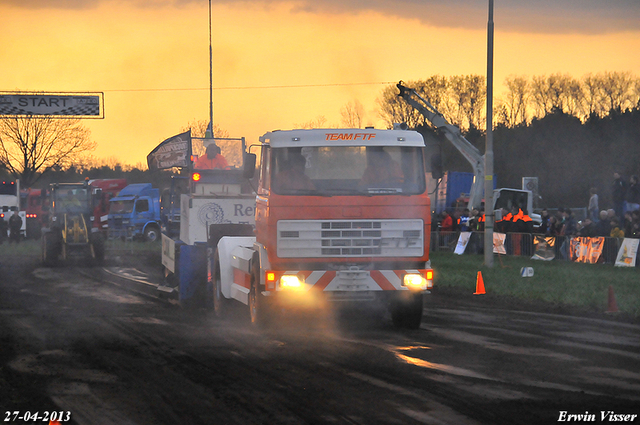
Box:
(1, 252, 639, 425)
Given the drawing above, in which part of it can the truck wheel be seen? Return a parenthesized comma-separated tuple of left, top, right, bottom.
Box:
(249, 261, 272, 327)
(144, 226, 160, 242)
(210, 249, 227, 318)
(91, 232, 106, 266)
(391, 292, 424, 330)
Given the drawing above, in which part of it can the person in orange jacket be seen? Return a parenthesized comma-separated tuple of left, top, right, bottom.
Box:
(195, 144, 230, 170)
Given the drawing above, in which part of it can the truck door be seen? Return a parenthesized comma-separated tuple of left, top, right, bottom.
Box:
(135, 198, 153, 226)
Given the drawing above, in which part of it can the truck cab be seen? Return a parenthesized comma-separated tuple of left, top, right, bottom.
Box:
(212, 129, 434, 329)
(108, 183, 162, 241)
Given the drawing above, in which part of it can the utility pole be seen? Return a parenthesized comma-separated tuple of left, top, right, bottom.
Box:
(484, 0, 495, 267)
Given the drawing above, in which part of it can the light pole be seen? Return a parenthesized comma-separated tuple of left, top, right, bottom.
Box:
(207, 0, 214, 138)
(484, 0, 495, 267)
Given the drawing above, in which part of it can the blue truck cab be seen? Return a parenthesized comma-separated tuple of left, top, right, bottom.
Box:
(108, 183, 162, 241)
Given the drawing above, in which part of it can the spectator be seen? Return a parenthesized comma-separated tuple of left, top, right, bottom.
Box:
(625, 175, 640, 213)
(9, 211, 22, 244)
(623, 211, 634, 237)
(440, 210, 454, 232)
(547, 215, 561, 236)
(578, 218, 596, 237)
(458, 209, 471, 232)
(561, 208, 577, 236)
(0, 218, 7, 244)
(538, 208, 550, 234)
(588, 187, 599, 222)
(595, 210, 611, 237)
(611, 172, 627, 221)
(610, 217, 625, 238)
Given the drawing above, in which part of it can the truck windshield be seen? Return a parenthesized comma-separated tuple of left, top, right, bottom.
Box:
(271, 146, 426, 196)
(110, 200, 135, 214)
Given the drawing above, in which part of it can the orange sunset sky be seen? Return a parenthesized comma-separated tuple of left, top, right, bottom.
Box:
(1, 0, 639, 167)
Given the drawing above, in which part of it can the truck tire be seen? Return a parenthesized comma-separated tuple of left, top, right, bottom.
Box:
(209, 249, 227, 318)
(91, 232, 106, 266)
(144, 225, 160, 242)
(249, 260, 272, 327)
(391, 292, 424, 330)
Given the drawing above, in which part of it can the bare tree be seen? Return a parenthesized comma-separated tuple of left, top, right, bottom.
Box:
(449, 74, 486, 130)
(377, 82, 425, 129)
(294, 115, 329, 129)
(600, 71, 635, 112)
(0, 117, 96, 187)
(496, 75, 529, 127)
(581, 73, 606, 118)
(340, 100, 365, 128)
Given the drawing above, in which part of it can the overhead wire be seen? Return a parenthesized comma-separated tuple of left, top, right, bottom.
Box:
(102, 81, 396, 93)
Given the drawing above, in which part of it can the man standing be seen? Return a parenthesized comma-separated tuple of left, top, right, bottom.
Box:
(9, 210, 22, 244)
(612, 172, 626, 221)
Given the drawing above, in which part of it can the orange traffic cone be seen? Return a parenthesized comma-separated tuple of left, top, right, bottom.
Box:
(606, 285, 619, 313)
(474, 271, 486, 295)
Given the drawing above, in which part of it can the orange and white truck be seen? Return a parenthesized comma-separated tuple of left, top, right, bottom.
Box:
(209, 128, 434, 328)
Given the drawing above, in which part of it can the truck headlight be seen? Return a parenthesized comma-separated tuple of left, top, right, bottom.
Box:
(281, 274, 304, 290)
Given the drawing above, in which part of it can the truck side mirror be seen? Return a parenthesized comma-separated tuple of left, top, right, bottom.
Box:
(243, 153, 257, 179)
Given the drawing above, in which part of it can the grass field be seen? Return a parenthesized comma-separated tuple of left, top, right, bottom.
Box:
(431, 251, 640, 320)
(2, 238, 638, 320)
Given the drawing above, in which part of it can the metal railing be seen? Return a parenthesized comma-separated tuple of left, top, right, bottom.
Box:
(431, 231, 625, 265)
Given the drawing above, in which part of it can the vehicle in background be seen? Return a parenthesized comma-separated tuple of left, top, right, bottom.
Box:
(1, 180, 26, 237)
(160, 136, 255, 303)
(88, 179, 128, 232)
(41, 181, 105, 266)
(108, 183, 163, 242)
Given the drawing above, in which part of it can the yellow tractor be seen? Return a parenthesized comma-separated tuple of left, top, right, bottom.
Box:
(41, 182, 105, 266)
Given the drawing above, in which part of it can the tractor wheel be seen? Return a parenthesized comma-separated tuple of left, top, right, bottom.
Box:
(90, 232, 106, 266)
(42, 231, 60, 267)
(391, 292, 424, 330)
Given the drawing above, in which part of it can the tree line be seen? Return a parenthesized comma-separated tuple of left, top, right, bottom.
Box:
(382, 73, 640, 210)
(1, 72, 639, 211)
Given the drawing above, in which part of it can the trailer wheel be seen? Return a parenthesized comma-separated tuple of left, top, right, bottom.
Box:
(391, 292, 424, 330)
(249, 261, 272, 327)
(210, 249, 227, 318)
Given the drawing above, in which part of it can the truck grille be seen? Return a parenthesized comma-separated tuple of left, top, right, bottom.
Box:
(277, 219, 424, 258)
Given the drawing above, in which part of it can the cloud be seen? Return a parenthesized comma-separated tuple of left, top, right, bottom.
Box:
(3, 0, 638, 34)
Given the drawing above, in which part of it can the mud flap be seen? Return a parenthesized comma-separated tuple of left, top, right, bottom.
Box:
(179, 244, 208, 308)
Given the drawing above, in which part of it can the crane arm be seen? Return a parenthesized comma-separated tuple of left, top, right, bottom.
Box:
(397, 82, 485, 211)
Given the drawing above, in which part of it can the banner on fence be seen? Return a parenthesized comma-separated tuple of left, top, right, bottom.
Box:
(532, 235, 555, 261)
(454, 232, 472, 255)
(569, 237, 604, 264)
(493, 232, 506, 255)
(615, 238, 639, 267)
